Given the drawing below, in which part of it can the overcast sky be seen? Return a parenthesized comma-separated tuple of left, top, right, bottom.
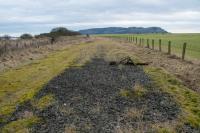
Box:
(0, 0, 200, 36)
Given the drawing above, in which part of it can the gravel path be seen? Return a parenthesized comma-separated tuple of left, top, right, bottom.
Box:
(31, 58, 180, 133)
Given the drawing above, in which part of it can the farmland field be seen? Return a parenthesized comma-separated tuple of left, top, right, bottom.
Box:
(101, 34, 200, 60)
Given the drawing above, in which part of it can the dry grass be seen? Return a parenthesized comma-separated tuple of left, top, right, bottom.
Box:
(0, 36, 90, 72)
(124, 108, 143, 119)
(133, 82, 146, 97)
(21, 111, 34, 119)
(90, 102, 102, 114)
(64, 124, 76, 133)
(59, 105, 74, 116)
(119, 82, 146, 98)
(119, 89, 131, 97)
(115, 123, 148, 133)
(115, 125, 135, 133)
(151, 121, 178, 133)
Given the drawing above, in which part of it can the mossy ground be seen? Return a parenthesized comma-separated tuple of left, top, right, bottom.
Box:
(1, 116, 40, 133)
(32, 94, 55, 110)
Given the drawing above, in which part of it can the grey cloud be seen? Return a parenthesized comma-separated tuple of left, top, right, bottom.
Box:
(0, 0, 200, 35)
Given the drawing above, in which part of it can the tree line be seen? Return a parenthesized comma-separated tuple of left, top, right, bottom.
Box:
(0, 27, 81, 40)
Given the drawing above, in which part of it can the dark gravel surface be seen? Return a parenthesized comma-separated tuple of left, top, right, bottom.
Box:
(30, 58, 181, 133)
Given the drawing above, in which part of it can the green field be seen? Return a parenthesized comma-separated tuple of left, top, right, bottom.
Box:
(101, 34, 200, 60)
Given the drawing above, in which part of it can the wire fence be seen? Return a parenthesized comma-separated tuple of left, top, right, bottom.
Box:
(104, 35, 199, 61)
(0, 38, 52, 56)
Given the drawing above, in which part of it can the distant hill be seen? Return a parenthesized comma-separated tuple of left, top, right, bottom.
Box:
(79, 27, 168, 34)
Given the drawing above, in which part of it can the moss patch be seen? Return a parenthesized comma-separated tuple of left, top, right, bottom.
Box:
(32, 94, 55, 110)
(1, 116, 40, 133)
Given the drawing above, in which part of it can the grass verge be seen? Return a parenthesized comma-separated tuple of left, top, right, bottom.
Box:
(145, 67, 200, 128)
(0, 41, 98, 124)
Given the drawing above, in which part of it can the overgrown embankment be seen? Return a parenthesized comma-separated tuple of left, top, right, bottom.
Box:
(0, 36, 91, 72)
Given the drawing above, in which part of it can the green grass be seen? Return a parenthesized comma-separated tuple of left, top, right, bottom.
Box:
(101, 33, 200, 60)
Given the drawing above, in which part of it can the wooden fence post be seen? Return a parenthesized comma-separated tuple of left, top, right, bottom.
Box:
(139, 38, 141, 46)
(142, 39, 144, 46)
(0, 41, 2, 56)
(4, 43, 7, 52)
(133, 37, 135, 43)
(168, 41, 171, 55)
(182, 43, 187, 60)
(136, 37, 138, 44)
(147, 39, 149, 48)
(16, 43, 19, 49)
(141, 38, 143, 46)
(159, 39, 162, 51)
(0, 47, 2, 56)
(152, 39, 154, 50)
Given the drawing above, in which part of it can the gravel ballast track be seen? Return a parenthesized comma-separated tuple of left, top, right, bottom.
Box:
(31, 58, 180, 133)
